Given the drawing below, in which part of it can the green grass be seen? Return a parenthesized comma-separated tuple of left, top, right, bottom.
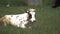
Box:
(0, 6, 60, 34)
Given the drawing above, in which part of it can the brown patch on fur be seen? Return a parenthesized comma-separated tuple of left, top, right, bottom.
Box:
(16, 16, 19, 18)
(28, 14, 32, 19)
(0, 16, 11, 26)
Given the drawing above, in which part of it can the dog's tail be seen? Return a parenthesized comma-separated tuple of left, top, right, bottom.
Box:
(0, 15, 11, 26)
(0, 16, 5, 23)
(0, 16, 9, 26)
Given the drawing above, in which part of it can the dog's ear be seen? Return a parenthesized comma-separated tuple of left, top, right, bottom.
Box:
(25, 9, 30, 13)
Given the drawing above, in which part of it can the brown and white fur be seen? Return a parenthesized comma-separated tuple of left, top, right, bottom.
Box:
(0, 9, 36, 28)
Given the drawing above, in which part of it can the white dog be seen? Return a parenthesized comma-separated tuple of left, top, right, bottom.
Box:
(0, 9, 36, 28)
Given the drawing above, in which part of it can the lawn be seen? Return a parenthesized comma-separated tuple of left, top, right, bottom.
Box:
(0, 6, 60, 34)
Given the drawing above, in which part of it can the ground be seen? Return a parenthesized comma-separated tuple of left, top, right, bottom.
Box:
(0, 6, 60, 34)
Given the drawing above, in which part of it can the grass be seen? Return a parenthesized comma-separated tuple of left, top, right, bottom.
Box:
(0, 6, 60, 34)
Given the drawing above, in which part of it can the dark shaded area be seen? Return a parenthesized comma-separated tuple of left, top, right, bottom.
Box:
(52, 0, 60, 8)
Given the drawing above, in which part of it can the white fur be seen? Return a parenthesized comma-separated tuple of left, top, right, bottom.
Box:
(0, 9, 36, 29)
